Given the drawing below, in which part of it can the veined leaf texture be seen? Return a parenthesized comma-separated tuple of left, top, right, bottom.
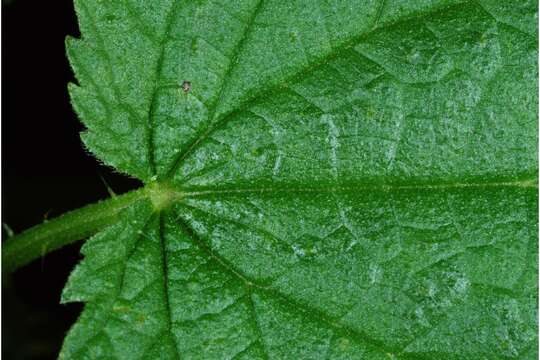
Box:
(61, 0, 537, 359)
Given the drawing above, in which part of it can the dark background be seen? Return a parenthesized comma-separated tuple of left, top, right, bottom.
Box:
(2, 0, 140, 358)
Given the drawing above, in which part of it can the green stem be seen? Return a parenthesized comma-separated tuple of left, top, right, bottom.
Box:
(2, 188, 148, 274)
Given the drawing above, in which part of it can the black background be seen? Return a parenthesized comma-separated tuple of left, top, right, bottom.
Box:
(2, 0, 140, 358)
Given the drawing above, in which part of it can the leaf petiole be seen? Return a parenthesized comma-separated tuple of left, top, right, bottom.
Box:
(2, 187, 148, 274)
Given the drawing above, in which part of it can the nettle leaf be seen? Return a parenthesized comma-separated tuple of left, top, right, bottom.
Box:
(62, 0, 537, 359)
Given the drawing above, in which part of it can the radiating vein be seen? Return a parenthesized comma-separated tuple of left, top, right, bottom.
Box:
(178, 215, 397, 356)
(148, 1, 181, 177)
(164, 1, 475, 175)
(158, 212, 182, 359)
(165, 0, 265, 179)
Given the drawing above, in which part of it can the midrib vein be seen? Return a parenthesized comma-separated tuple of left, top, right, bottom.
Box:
(173, 177, 537, 199)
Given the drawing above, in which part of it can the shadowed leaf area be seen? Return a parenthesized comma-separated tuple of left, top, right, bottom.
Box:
(61, 0, 538, 358)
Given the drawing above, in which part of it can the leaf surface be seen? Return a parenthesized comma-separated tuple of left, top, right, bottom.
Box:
(63, 0, 538, 358)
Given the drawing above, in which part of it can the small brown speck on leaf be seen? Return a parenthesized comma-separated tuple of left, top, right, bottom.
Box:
(181, 80, 192, 93)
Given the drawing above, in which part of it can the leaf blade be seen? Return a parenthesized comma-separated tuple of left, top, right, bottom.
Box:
(63, 0, 538, 359)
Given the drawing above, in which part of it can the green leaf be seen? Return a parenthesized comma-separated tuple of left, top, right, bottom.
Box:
(62, 0, 538, 359)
